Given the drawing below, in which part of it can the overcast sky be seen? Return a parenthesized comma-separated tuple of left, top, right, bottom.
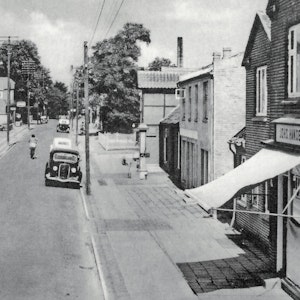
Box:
(0, 0, 268, 85)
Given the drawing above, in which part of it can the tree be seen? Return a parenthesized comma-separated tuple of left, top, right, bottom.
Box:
(91, 22, 151, 133)
(148, 57, 175, 71)
(47, 81, 69, 118)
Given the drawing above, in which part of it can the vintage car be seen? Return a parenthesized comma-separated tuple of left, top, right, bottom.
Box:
(45, 144, 82, 189)
(40, 115, 48, 124)
(57, 118, 70, 133)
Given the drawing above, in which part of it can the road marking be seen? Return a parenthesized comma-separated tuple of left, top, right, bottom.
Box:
(80, 188, 90, 220)
(91, 235, 109, 300)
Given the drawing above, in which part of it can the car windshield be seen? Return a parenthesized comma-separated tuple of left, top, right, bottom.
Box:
(53, 152, 78, 163)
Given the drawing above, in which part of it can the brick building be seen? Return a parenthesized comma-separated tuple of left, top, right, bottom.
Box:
(186, 2, 300, 298)
(0, 77, 15, 125)
(178, 50, 245, 189)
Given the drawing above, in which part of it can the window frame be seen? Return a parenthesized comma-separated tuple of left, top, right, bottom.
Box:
(188, 86, 192, 121)
(203, 81, 208, 122)
(195, 84, 198, 122)
(251, 186, 260, 209)
(256, 66, 267, 116)
(288, 24, 300, 97)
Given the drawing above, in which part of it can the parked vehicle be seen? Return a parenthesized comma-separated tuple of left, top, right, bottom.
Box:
(40, 115, 48, 124)
(57, 118, 70, 133)
(45, 143, 82, 189)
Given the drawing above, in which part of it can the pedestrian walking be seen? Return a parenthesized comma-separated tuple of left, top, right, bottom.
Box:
(28, 134, 38, 159)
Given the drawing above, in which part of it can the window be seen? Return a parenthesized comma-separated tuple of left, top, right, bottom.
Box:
(256, 66, 267, 116)
(201, 149, 208, 185)
(163, 128, 168, 163)
(177, 132, 180, 169)
(195, 84, 198, 121)
(182, 98, 185, 121)
(188, 86, 192, 121)
(238, 156, 247, 206)
(288, 24, 300, 97)
(251, 186, 260, 209)
(291, 174, 300, 224)
(203, 81, 208, 121)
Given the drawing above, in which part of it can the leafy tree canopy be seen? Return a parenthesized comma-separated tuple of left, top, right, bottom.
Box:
(91, 22, 150, 133)
(148, 57, 175, 71)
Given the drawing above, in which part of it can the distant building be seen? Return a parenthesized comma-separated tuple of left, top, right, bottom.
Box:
(137, 67, 192, 164)
(0, 77, 15, 125)
(159, 105, 181, 186)
(178, 49, 246, 189)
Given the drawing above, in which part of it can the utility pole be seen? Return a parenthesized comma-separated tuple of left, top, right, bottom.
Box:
(6, 37, 11, 144)
(84, 41, 91, 195)
(75, 79, 79, 146)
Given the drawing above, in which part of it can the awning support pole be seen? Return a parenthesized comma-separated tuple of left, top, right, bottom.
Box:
(282, 184, 300, 214)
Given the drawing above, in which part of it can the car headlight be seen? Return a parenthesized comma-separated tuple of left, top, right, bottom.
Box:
(71, 167, 76, 173)
(53, 166, 58, 171)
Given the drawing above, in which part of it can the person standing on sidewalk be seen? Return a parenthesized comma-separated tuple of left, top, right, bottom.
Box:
(28, 134, 38, 159)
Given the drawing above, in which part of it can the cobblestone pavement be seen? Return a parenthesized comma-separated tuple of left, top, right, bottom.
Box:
(178, 234, 276, 294)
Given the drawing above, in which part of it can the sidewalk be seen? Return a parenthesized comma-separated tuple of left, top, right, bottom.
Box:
(0, 124, 32, 158)
(77, 132, 292, 300)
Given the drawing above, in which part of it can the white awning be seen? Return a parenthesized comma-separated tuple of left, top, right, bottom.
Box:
(185, 148, 300, 212)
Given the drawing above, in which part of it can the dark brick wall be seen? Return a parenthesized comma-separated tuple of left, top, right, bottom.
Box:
(236, 19, 273, 254)
(269, 1, 300, 126)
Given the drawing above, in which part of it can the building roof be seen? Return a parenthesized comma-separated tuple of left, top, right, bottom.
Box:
(0, 77, 15, 90)
(160, 105, 180, 124)
(178, 65, 213, 83)
(137, 68, 192, 89)
(242, 11, 271, 66)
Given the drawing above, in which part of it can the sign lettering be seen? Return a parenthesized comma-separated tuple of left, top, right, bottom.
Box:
(276, 124, 300, 146)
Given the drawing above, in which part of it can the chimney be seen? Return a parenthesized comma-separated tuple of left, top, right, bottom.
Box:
(222, 47, 232, 59)
(177, 37, 183, 68)
(213, 52, 221, 63)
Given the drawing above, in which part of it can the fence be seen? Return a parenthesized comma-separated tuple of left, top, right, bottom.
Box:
(98, 132, 138, 151)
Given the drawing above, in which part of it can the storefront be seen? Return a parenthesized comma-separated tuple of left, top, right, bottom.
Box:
(185, 117, 300, 298)
(269, 118, 300, 299)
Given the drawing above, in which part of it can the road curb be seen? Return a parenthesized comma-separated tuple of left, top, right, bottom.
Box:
(91, 235, 109, 300)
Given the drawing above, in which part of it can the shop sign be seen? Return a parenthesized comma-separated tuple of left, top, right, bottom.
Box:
(16, 101, 26, 107)
(276, 123, 300, 146)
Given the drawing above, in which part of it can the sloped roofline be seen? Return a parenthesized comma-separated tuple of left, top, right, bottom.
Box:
(242, 11, 271, 66)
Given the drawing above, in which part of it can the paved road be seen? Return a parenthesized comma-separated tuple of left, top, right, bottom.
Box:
(0, 120, 103, 300)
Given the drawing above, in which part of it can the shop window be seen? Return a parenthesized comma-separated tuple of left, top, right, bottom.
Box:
(203, 81, 208, 122)
(288, 24, 300, 97)
(188, 86, 192, 121)
(256, 66, 267, 116)
(251, 186, 260, 209)
(237, 156, 247, 207)
(291, 174, 300, 224)
(195, 84, 198, 121)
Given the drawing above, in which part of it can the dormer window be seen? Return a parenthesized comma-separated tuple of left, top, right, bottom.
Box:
(288, 24, 300, 97)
